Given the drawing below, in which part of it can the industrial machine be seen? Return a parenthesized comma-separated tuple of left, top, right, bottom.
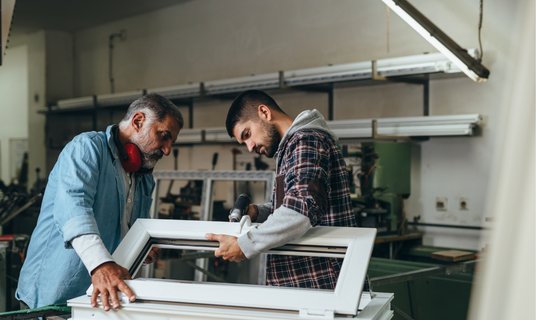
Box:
(351, 141, 411, 235)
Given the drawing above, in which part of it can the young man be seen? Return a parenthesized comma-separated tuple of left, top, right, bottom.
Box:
(16, 93, 183, 310)
(206, 90, 357, 289)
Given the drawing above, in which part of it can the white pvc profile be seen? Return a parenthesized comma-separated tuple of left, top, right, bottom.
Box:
(97, 90, 144, 107)
(204, 72, 280, 95)
(82, 219, 376, 317)
(174, 128, 204, 144)
(174, 114, 481, 144)
(283, 52, 464, 87)
(328, 114, 481, 138)
(57, 96, 94, 110)
(147, 83, 200, 100)
(204, 127, 234, 143)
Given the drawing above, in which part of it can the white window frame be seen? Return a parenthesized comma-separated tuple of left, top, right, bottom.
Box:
(89, 219, 376, 316)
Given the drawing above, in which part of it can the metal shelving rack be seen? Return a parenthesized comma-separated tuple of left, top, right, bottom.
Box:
(40, 51, 480, 150)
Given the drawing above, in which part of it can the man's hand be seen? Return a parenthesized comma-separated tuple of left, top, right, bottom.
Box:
(144, 247, 162, 265)
(247, 204, 258, 222)
(205, 233, 246, 262)
(91, 262, 135, 311)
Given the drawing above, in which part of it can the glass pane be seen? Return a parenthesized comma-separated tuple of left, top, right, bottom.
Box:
(156, 179, 204, 220)
(145, 248, 264, 285)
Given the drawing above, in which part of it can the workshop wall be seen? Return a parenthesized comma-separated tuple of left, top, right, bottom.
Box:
(43, 0, 526, 250)
(0, 45, 29, 184)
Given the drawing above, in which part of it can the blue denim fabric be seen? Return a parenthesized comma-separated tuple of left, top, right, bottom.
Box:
(16, 125, 155, 308)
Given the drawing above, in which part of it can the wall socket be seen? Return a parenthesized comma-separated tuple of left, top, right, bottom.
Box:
(436, 197, 447, 211)
(459, 197, 468, 210)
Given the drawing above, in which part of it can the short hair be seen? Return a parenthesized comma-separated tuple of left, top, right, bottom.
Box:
(225, 90, 285, 138)
(119, 93, 184, 129)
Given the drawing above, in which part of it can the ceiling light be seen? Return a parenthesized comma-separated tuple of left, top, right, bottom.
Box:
(382, 0, 490, 82)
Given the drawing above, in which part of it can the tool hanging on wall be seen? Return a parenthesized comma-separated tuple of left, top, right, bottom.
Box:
(211, 153, 218, 170)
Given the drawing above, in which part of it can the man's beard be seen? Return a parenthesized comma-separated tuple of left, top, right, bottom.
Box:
(256, 122, 281, 158)
(130, 126, 163, 170)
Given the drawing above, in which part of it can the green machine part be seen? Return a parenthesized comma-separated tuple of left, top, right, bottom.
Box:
(361, 141, 411, 196)
(354, 141, 411, 233)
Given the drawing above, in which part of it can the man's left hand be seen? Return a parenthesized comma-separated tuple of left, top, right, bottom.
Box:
(204, 233, 246, 262)
(144, 247, 162, 264)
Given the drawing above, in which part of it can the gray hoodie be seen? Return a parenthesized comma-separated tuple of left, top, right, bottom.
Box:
(237, 109, 339, 258)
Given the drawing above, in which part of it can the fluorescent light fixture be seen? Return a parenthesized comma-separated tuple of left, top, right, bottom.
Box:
(147, 83, 200, 100)
(97, 90, 144, 107)
(328, 114, 481, 138)
(382, 0, 490, 82)
(204, 72, 280, 95)
(284, 52, 462, 87)
(57, 96, 95, 110)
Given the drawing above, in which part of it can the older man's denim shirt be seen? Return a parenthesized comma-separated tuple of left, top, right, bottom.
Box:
(16, 125, 155, 308)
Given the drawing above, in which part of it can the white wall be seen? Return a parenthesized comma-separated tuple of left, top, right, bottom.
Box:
(0, 45, 29, 184)
(65, 0, 527, 250)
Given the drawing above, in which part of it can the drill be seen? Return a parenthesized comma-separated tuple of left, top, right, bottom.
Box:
(229, 194, 251, 222)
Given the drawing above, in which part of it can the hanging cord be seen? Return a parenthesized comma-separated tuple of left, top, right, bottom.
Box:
(477, 0, 484, 62)
(109, 30, 126, 94)
(386, 6, 390, 53)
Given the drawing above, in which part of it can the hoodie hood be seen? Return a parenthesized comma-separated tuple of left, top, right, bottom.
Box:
(275, 109, 338, 160)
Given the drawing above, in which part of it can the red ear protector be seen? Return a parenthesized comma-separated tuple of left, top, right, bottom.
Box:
(111, 125, 153, 175)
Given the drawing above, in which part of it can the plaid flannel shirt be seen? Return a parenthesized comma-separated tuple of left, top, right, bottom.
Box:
(266, 129, 356, 289)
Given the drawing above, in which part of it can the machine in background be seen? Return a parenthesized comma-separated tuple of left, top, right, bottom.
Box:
(350, 141, 411, 235)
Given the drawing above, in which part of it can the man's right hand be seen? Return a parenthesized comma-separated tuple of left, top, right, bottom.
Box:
(247, 204, 258, 222)
(91, 262, 135, 311)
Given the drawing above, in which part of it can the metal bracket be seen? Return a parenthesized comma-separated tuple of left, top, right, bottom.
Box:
(372, 60, 388, 81)
(299, 309, 335, 319)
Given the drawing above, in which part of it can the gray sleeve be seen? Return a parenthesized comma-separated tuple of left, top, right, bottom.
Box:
(237, 206, 311, 259)
(71, 234, 114, 275)
(255, 202, 272, 223)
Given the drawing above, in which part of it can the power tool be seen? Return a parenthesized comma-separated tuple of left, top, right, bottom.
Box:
(229, 194, 250, 222)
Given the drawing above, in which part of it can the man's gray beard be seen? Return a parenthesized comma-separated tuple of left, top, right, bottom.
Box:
(130, 126, 163, 170)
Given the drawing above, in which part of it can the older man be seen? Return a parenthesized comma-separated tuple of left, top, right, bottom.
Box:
(16, 93, 183, 310)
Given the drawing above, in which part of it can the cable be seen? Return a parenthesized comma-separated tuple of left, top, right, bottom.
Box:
(361, 165, 377, 192)
(108, 31, 125, 93)
(477, 0, 484, 62)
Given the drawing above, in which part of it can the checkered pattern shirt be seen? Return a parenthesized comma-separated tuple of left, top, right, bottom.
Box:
(266, 129, 356, 289)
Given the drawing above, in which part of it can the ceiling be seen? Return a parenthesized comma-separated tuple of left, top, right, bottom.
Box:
(10, 0, 191, 36)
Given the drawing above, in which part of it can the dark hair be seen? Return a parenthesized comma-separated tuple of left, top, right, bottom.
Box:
(120, 93, 184, 129)
(225, 90, 285, 138)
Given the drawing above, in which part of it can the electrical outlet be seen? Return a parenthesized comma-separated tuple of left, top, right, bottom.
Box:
(459, 197, 468, 210)
(436, 197, 447, 211)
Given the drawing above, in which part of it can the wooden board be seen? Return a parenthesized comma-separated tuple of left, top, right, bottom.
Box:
(431, 250, 475, 262)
